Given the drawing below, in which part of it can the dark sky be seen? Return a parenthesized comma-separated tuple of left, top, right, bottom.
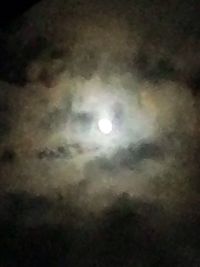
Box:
(0, 1, 200, 266)
(0, 0, 41, 26)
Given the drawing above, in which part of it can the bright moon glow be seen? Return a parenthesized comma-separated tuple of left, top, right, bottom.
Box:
(98, 118, 113, 134)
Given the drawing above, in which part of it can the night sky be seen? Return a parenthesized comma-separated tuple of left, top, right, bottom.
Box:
(0, 0, 200, 266)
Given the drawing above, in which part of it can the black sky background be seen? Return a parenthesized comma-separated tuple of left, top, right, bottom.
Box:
(0, 0, 41, 27)
(0, 1, 200, 266)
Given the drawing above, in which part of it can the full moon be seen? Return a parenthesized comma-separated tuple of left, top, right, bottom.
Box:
(98, 118, 113, 134)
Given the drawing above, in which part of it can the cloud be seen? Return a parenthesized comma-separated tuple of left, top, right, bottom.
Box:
(0, 4, 200, 232)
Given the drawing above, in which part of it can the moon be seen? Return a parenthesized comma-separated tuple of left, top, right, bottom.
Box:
(98, 118, 113, 135)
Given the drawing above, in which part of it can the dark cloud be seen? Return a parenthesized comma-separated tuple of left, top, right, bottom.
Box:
(37, 146, 71, 160)
(1, 149, 16, 163)
(0, 192, 200, 266)
(0, 32, 48, 85)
